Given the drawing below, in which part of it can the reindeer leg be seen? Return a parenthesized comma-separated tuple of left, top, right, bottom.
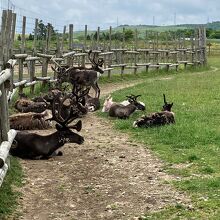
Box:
(92, 83, 100, 98)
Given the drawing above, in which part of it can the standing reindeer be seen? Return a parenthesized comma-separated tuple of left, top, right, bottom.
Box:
(10, 94, 85, 159)
(51, 50, 104, 98)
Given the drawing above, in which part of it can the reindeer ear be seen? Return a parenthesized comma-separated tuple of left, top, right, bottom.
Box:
(69, 120, 82, 132)
(171, 103, 173, 107)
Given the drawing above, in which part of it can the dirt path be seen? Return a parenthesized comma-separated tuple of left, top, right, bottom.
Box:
(16, 80, 190, 220)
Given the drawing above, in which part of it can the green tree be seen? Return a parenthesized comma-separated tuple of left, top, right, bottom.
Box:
(17, 34, 21, 41)
(124, 29, 134, 41)
(28, 33, 34, 40)
(36, 20, 57, 40)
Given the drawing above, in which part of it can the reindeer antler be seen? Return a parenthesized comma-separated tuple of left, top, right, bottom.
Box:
(163, 94, 167, 104)
(49, 93, 77, 127)
(88, 50, 103, 67)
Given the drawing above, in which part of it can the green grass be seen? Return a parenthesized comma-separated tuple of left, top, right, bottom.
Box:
(0, 157, 23, 219)
(98, 56, 220, 219)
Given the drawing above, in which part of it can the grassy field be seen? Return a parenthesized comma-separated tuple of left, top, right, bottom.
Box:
(98, 56, 220, 219)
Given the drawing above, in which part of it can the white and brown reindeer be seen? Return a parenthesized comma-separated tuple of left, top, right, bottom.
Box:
(102, 94, 145, 119)
(10, 94, 84, 159)
(51, 50, 104, 98)
(133, 94, 175, 128)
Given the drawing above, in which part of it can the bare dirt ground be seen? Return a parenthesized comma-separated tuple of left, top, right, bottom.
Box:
(15, 80, 190, 220)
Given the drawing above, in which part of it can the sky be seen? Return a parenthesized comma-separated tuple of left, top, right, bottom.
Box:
(3, 0, 220, 31)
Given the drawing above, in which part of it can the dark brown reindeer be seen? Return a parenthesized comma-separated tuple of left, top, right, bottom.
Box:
(51, 50, 104, 98)
(10, 94, 84, 159)
(133, 94, 175, 128)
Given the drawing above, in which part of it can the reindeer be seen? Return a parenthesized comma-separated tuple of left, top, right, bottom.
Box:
(15, 93, 48, 113)
(84, 94, 100, 112)
(51, 50, 104, 98)
(10, 110, 52, 130)
(108, 95, 145, 119)
(10, 94, 84, 159)
(102, 94, 145, 113)
(133, 94, 175, 128)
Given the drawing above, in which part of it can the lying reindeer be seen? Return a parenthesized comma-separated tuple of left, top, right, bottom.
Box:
(15, 93, 47, 113)
(133, 94, 175, 128)
(102, 94, 145, 113)
(84, 94, 100, 112)
(10, 94, 84, 159)
(51, 50, 104, 98)
(107, 95, 145, 119)
(10, 110, 52, 130)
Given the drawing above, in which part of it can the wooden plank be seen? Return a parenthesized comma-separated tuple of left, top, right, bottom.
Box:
(13, 80, 27, 88)
(136, 63, 151, 66)
(62, 51, 75, 58)
(0, 163, 8, 187)
(125, 66, 138, 69)
(0, 129, 17, 168)
(100, 52, 114, 56)
(25, 57, 40, 61)
(103, 68, 114, 71)
(110, 64, 127, 67)
(0, 70, 11, 85)
(12, 54, 28, 59)
(25, 81, 37, 87)
(36, 53, 53, 58)
(35, 76, 50, 81)
(125, 51, 139, 54)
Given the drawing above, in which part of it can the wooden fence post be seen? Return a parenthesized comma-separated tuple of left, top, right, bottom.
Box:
(96, 26, 100, 50)
(21, 16, 26, 53)
(33, 18, 38, 54)
(61, 25, 66, 53)
(84, 24, 87, 51)
(109, 26, 112, 51)
(69, 24, 73, 50)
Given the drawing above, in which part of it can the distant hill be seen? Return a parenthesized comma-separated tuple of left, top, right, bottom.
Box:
(116, 21, 220, 31)
(74, 21, 220, 39)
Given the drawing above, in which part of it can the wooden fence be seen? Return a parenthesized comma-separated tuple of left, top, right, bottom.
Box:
(0, 9, 207, 186)
(0, 9, 18, 187)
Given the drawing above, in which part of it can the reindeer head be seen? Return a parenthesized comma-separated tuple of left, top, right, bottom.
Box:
(49, 93, 85, 145)
(51, 65, 70, 86)
(102, 95, 114, 112)
(162, 94, 173, 112)
(126, 94, 146, 111)
(88, 50, 104, 74)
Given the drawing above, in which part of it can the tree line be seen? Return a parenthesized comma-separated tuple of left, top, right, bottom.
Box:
(16, 21, 220, 42)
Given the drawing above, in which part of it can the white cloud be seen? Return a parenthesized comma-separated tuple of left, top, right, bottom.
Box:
(5, 0, 220, 31)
